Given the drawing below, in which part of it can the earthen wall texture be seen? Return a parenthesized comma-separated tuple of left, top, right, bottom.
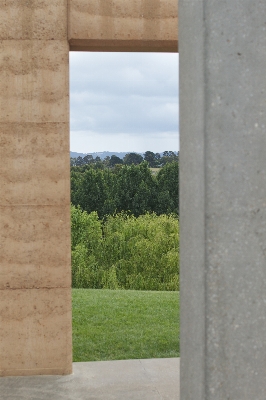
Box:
(68, 0, 178, 52)
(0, 0, 177, 377)
(0, 0, 72, 376)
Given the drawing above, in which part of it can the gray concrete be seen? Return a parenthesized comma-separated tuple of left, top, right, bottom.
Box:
(179, 0, 266, 399)
(0, 358, 180, 400)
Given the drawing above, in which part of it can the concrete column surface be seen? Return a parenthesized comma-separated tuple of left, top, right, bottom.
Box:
(0, 1, 72, 376)
(180, 0, 266, 399)
(68, 0, 178, 52)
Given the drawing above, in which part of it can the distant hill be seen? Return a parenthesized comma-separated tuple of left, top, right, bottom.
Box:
(70, 151, 141, 160)
(70, 151, 178, 160)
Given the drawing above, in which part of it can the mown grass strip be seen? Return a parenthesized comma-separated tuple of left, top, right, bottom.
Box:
(72, 289, 180, 362)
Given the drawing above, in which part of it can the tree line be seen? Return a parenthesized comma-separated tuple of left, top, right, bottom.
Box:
(71, 151, 179, 290)
(71, 160, 179, 219)
(71, 150, 178, 168)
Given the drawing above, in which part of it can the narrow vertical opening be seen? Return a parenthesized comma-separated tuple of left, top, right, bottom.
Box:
(70, 52, 180, 363)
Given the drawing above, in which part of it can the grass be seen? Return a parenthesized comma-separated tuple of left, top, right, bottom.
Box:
(72, 289, 179, 362)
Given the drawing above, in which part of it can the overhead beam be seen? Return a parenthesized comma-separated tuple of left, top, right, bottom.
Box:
(68, 0, 178, 52)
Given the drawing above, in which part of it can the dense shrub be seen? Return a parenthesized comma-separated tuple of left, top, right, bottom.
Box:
(71, 205, 179, 291)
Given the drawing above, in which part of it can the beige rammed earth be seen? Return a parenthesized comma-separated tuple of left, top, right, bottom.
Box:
(0, 0, 178, 377)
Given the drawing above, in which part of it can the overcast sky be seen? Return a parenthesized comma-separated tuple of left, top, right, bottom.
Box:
(70, 52, 179, 154)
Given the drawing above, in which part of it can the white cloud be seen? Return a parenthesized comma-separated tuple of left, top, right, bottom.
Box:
(70, 52, 179, 153)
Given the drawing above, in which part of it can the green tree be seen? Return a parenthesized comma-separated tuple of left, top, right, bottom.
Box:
(109, 155, 123, 167)
(123, 152, 143, 165)
(83, 154, 94, 165)
(75, 156, 85, 166)
(70, 155, 179, 217)
(156, 161, 179, 215)
(71, 167, 116, 218)
(155, 153, 161, 165)
(116, 162, 157, 216)
(71, 205, 103, 288)
(71, 207, 179, 291)
(103, 156, 111, 167)
(161, 151, 179, 166)
(70, 157, 76, 167)
(144, 151, 158, 167)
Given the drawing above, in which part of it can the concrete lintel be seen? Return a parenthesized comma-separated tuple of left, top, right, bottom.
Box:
(69, 38, 178, 52)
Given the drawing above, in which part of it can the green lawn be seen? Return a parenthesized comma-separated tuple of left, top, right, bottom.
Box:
(72, 289, 180, 362)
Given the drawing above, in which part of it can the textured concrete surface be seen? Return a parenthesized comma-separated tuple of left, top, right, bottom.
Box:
(68, 0, 178, 52)
(0, 0, 72, 376)
(0, 359, 180, 400)
(179, 0, 266, 399)
(179, 0, 205, 398)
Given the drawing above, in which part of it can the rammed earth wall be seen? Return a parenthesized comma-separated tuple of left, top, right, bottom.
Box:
(0, 0, 177, 377)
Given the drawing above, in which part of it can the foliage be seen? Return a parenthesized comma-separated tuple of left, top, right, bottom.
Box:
(115, 162, 157, 217)
(143, 151, 158, 167)
(161, 151, 179, 166)
(71, 161, 179, 217)
(71, 206, 179, 291)
(71, 167, 117, 219)
(123, 152, 144, 165)
(71, 150, 178, 168)
(109, 154, 123, 167)
(156, 161, 179, 215)
(72, 289, 180, 361)
(71, 206, 103, 288)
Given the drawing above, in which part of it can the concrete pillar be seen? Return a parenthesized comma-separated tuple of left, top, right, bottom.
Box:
(180, 0, 266, 399)
(0, 1, 72, 376)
